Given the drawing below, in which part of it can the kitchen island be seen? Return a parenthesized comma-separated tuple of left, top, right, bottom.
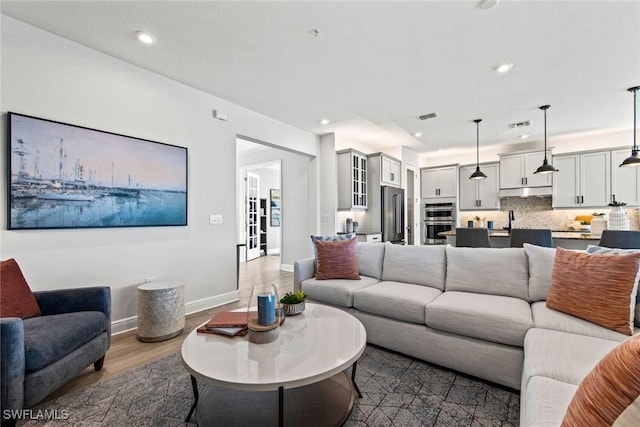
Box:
(439, 229, 601, 250)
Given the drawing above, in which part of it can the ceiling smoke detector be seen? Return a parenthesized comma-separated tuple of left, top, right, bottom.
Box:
(417, 112, 438, 120)
(508, 120, 532, 129)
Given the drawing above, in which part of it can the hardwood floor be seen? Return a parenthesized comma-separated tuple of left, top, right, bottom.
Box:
(47, 255, 293, 401)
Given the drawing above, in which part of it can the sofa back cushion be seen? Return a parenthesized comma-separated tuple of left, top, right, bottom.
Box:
(445, 247, 529, 300)
(524, 243, 557, 302)
(382, 243, 446, 290)
(356, 242, 385, 280)
(1, 258, 41, 319)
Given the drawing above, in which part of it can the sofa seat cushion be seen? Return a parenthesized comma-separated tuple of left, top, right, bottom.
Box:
(523, 328, 619, 387)
(23, 311, 108, 373)
(531, 301, 636, 342)
(301, 275, 379, 308)
(353, 281, 442, 324)
(522, 376, 577, 427)
(425, 291, 533, 346)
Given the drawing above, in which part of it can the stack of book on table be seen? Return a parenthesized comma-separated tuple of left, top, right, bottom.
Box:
(197, 311, 256, 337)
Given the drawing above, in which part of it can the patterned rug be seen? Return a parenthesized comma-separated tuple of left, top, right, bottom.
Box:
(22, 346, 519, 426)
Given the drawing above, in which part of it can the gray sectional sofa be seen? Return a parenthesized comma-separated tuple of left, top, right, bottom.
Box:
(293, 242, 639, 426)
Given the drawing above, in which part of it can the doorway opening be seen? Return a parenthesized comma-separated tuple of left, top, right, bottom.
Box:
(405, 164, 420, 245)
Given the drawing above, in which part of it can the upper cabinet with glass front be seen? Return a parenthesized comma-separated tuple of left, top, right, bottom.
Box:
(337, 149, 368, 210)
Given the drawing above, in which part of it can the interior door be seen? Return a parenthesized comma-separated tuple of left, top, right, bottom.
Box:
(246, 171, 260, 261)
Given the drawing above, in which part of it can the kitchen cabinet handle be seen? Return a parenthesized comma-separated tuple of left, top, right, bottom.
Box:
(581, 196, 584, 204)
(390, 173, 395, 181)
(576, 196, 580, 204)
(479, 200, 482, 207)
(525, 177, 528, 185)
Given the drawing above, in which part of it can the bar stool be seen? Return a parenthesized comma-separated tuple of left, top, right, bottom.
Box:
(510, 229, 553, 248)
(598, 230, 640, 249)
(455, 228, 491, 248)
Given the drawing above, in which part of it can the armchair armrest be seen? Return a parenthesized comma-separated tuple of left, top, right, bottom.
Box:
(294, 258, 315, 292)
(1, 318, 25, 416)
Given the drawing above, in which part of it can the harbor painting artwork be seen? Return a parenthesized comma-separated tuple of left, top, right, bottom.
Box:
(8, 112, 188, 229)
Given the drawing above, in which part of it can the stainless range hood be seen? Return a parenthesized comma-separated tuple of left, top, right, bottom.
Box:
(499, 187, 552, 198)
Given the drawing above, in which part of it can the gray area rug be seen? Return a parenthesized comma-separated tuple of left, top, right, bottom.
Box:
(22, 345, 519, 426)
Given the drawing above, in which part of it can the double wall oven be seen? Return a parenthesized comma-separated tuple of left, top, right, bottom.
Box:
(423, 202, 456, 245)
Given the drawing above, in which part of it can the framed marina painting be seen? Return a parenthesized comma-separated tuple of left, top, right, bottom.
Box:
(7, 112, 188, 230)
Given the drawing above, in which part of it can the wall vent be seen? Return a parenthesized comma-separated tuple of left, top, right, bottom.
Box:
(508, 120, 531, 129)
(417, 112, 438, 120)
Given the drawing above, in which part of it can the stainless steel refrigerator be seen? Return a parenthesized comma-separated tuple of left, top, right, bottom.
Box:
(381, 186, 405, 243)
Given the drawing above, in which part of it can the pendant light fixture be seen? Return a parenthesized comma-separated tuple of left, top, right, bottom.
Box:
(619, 86, 640, 167)
(533, 105, 558, 174)
(469, 119, 487, 180)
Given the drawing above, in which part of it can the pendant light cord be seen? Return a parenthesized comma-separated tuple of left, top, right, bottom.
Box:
(633, 87, 638, 151)
(476, 121, 480, 167)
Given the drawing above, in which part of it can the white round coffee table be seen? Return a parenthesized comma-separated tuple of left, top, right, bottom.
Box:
(181, 303, 367, 426)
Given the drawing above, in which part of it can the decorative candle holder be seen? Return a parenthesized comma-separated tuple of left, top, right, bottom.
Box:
(247, 284, 282, 344)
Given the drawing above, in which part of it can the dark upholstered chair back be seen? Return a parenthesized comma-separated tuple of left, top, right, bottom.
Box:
(455, 228, 491, 248)
(598, 230, 640, 249)
(510, 229, 553, 248)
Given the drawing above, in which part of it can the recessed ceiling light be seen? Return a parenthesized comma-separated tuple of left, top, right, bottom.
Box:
(319, 118, 330, 125)
(495, 63, 514, 74)
(520, 134, 530, 139)
(135, 31, 157, 45)
(414, 132, 422, 138)
(478, 0, 499, 10)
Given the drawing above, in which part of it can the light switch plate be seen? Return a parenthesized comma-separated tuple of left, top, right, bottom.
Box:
(209, 214, 223, 224)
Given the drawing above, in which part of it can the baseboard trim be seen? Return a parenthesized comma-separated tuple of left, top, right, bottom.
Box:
(281, 264, 293, 272)
(111, 290, 240, 336)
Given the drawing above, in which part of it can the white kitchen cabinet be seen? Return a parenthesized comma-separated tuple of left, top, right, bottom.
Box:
(611, 148, 640, 206)
(337, 149, 367, 210)
(357, 233, 382, 243)
(381, 155, 401, 187)
(368, 153, 401, 187)
(499, 151, 552, 189)
(552, 150, 610, 208)
(421, 165, 458, 199)
(459, 163, 500, 210)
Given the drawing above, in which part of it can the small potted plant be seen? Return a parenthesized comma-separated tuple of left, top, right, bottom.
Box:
(280, 290, 307, 316)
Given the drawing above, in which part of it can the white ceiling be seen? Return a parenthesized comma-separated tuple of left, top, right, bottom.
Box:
(2, 0, 639, 155)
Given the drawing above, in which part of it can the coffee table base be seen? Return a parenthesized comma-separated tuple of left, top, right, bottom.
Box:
(193, 372, 355, 427)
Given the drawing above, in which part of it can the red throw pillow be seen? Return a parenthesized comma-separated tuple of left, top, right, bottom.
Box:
(0, 258, 41, 319)
(314, 238, 361, 280)
(547, 248, 640, 335)
(562, 334, 640, 426)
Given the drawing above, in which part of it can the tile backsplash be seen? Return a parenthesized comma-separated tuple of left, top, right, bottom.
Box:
(460, 196, 639, 230)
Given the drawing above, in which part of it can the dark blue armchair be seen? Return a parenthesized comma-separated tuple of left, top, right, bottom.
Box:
(1, 286, 111, 424)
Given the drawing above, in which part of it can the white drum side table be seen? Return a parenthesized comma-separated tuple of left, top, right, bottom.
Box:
(137, 280, 185, 342)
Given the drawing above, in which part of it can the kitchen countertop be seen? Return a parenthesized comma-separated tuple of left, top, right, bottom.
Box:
(439, 229, 601, 240)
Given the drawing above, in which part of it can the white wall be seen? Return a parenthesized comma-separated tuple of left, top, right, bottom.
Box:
(0, 16, 319, 331)
(319, 134, 337, 235)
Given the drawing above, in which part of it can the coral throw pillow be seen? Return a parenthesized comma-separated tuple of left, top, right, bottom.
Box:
(314, 238, 360, 280)
(0, 258, 41, 319)
(562, 334, 640, 426)
(547, 248, 640, 335)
